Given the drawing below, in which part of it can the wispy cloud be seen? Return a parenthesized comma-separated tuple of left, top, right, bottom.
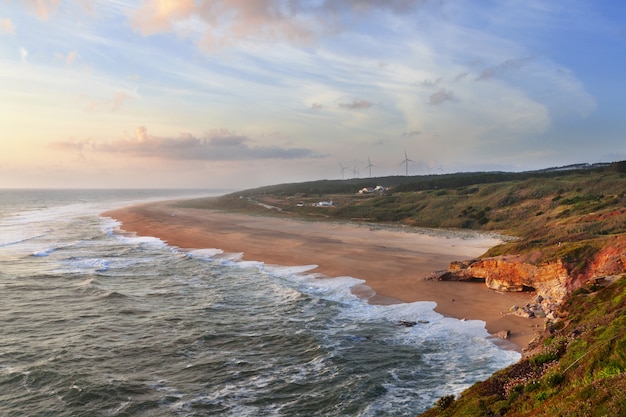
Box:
(454, 71, 470, 82)
(65, 50, 78, 65)
(52, 126, 323, 161)
(55, 50, 78, 65)
(3, 0, 622, 188)
(19, 47, 28, 63)
(22, 0, 62, 20)
(76, 90, 136, 112)
(476, 56, 534, 81)
(339, 99, 373, 110)
(419, 77, 441, 88)
(112, 90, 134, 111)
(0, 17, 15, 35)
(130, 0, 431, 48)
(429, 89, 455, 106)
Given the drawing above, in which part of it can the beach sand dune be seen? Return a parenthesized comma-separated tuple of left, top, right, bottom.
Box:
(103, 201, 540, 350)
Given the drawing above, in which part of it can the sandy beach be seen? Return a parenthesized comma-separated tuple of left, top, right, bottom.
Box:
(103, 201, 541, 350)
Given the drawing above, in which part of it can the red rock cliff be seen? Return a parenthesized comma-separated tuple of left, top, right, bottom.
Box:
(445, 235, 626, 309)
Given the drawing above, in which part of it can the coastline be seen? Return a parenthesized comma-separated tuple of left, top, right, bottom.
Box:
(102, 200, 540, 351)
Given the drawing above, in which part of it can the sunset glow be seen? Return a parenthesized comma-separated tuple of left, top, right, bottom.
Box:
(2, 1, 625, 188)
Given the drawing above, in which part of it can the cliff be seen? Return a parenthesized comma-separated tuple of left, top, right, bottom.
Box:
(419, 274, 626, 417)
(439, 235, 626, 322)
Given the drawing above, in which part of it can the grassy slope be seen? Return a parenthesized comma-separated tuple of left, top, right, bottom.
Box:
(181, 162, 626, 415)
(420, 277, 626, 417)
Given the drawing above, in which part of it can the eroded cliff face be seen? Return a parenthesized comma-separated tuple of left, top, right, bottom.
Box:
(579, 235, 626, 287)
(443, 235, 626, 318)
(445, 255, 568, 318)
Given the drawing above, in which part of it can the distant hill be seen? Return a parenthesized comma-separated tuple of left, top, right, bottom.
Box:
(219, 162, 612, 197)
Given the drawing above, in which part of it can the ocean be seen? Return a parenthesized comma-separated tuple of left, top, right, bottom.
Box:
(0, 189, 520, 416)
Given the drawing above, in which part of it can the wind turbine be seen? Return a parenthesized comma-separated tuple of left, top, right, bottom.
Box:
(401, 150, 414, 176)
(339, 162, 348, 179)
(352, 165, 359, 179)
(365, 157, 375, 178)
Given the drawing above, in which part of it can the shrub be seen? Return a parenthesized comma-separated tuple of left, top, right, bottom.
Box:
(530, 351, 559, 367)
(545, 372, 565, 387)
(525, 381, 541, 393)
(436, 395, 455, 410)
(596, 364, 622, 380)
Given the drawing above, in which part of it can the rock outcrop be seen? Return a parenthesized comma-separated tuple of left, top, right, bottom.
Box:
(439, 235, 626, 321)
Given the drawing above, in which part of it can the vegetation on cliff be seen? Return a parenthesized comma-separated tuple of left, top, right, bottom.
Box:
(181, 161, 626, 415)
(419, 276, 626, 416)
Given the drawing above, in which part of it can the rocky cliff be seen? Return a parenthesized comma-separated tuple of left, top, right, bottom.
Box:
(441, 235, 626, 320)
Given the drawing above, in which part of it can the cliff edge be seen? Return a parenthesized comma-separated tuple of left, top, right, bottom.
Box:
(438, 234, 626, 324)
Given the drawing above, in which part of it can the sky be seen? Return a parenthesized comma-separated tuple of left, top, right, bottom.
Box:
(1, 0, 625, 189)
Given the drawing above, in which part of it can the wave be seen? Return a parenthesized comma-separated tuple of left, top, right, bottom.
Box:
(57, 257, 110, 274)
(101, 291, 128, 300)
(185, 245, 516, 357)
(113, 233, 166, 247)
(31, 247, 57, 257)
(0, 232, 48, 248)
(75, 277, 102, 289)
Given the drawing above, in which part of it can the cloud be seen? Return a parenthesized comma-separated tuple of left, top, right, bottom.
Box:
(131, 0, 196, 35)
(20, 47, 28, 63)
(23, 0, 61, 20)
(403, 131, 421, 136)
(454, 71, 470, 82)
(0, 17, 15, 35)
(130, 0, 316, 46)
(50, 137, 89, 159)
(77, 90, 136, 112)
(419, 77, 441, 88)
(53, 126, 322, 161)
(65, 50, 78, 65)
(310, 102, 325, 111)
(429, 88, 455, 106)
(112, 91, 134, 111)
(476, 56, 534, 81)
(339, 99, 373, 110)
(348, 0, 422, 13)
(130, 0, 429, 47)
(55, 51, 78, 65)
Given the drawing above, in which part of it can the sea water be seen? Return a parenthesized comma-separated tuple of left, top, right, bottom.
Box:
(0, 189, 520, 416)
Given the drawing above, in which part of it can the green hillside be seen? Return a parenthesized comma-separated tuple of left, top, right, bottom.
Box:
(419, 277, 626, 416)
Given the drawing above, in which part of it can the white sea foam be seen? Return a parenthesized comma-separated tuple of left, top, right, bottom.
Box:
(0, 232, 48, 248)
(31, 247, 56, 257)
(259, 264, 320, 276)
(195, 252, 514, 358)
(115, 234, 167, 247)
(227, 256, 520, 370)
(187, 248, 225, 259)
(256, 261, 522, 378)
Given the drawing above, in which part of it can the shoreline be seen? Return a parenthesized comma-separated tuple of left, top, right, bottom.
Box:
(102, 200, 541, 351)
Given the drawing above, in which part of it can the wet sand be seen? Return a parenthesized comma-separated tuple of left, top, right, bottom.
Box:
(102, 201, 541, 350)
